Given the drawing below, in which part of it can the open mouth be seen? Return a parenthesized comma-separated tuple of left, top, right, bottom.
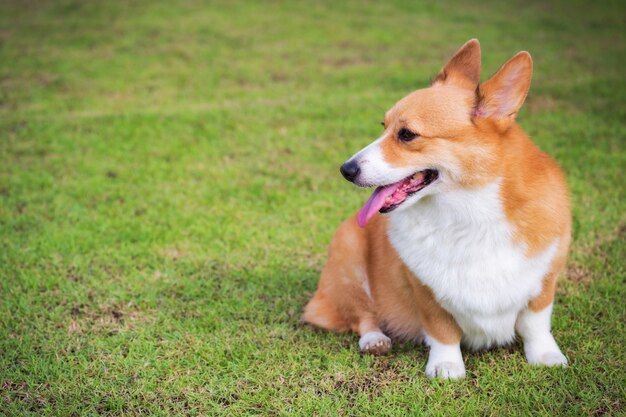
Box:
(357, 169, 439, 227)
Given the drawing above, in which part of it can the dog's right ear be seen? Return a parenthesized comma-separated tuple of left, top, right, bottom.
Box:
(473, 51, 533, 127)
(433, 39, 481, 90)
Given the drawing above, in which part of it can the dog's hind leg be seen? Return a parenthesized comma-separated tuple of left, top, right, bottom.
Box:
(302, 282, 391, 355)
(356, 316, 392, 355)
(302, 217, 391, 355)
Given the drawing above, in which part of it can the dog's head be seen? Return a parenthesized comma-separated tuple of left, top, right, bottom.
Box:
(342, 39, 534, 226)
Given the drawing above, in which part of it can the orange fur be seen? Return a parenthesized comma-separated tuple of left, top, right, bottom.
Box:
(302, 214, 463, 348)
(303, 40, 570, 359)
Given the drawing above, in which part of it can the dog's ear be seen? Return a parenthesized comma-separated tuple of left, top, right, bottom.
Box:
(474, 51, 533, 125)
(433, 39, 481, 90)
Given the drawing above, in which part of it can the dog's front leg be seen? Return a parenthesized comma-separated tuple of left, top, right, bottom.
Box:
(424, 333, 466, 379)
(415, 285, 465, 379)
(516, 303, 567, 366)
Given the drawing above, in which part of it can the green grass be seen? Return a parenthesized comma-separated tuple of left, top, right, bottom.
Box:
(1, 0, 624, 415)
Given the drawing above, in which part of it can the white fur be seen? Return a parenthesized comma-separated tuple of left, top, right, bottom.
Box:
(359, 331, 391, 352)
(424, 333, 466, 379)
(349, 135, 415, 186)
(361, 275, 373, 300)
(516, 304, 567, 366)
(388, 180, 559, 350)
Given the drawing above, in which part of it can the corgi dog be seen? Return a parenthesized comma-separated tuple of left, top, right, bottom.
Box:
(302, 39, 570, 378)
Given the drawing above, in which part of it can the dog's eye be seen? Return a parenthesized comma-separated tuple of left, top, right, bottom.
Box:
(398, 128, 418, 142)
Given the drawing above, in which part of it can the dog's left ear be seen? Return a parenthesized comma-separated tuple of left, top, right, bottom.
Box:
(474, 51, 533, 125)
(433, 39, 481, 90)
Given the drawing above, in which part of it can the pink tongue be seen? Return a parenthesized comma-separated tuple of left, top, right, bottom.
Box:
(357, 181, 404, 227)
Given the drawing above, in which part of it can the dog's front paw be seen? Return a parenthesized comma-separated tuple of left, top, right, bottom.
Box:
(425, 361, 466, 379)
(526, 350, 568, 367)
(359, 331, 392, 355)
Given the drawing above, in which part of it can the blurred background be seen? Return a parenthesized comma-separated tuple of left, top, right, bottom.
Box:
(1, 1, 624, 415)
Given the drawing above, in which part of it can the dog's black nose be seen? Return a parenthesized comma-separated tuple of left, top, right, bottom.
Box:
(340, 160, 360, 182)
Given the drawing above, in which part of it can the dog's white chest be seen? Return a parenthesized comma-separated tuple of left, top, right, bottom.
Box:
(387, 181, 557, 349)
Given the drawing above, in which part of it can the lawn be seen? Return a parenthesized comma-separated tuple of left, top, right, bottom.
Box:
(0, 0, 624, 415)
